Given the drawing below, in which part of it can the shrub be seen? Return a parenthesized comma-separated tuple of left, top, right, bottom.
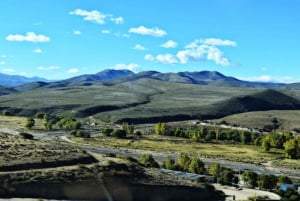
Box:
(19, 132, 34, 140)
(139, 154, 159, 168)
(112, 129, 127, 138)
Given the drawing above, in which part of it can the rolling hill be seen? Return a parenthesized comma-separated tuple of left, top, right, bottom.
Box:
(0, 69, 300, 124)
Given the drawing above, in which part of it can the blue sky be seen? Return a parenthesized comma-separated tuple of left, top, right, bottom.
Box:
(0, 0, 299, 82)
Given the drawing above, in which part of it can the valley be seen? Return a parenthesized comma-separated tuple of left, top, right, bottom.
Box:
(0, 70, 300, 200)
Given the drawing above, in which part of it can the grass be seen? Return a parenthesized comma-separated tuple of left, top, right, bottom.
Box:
(71, 134, 284, 164)
(272, 159, 300, 170)
(212, 110, 300, 131)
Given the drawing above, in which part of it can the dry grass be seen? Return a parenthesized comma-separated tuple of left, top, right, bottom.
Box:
(72, 134, 284, 164)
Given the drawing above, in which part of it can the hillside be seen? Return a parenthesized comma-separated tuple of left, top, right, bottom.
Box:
(0, 75, 299, 124)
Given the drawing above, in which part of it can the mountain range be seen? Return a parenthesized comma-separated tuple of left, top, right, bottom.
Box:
(0, 69, 293, 90)
(1, 69, 300, 124)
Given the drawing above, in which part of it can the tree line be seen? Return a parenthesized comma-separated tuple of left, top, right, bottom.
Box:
(154, 122, 300, 159)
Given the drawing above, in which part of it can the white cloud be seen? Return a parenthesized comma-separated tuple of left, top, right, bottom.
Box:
(129, 26, 167, 37)
(203, 38, 237, 46)
(0, 61, 5, 65)
(33, 48, 43, 53)
(69, 9, 109, 24)
(145, 53, 178, 64)
(2, 68, 15, 73)
(101, 30, 111, 34)
(38, 66, 60, 71)
(156, 54, 178, 64)
(160, 40, 177, 48)
(240, 75, 300, 83)
(6, 32, 50, 43)
(0, 55, 7, 58)
(113, 63, 140, 71)
(111, 17, 124, 24)
(73, 30, 82, 35)
(133, 44, 146, 51)
(176, 45, 208, 64)
(176, 38, 235, 66)
(206, 46, 230, 66)
(144, 54, 155, 61)
(67, 68, 79, 73)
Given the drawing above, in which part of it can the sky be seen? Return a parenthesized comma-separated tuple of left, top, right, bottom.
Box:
(0, 0, 300, 83)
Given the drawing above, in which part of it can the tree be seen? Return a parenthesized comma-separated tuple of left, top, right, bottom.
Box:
(261, 137, 271, 152)
(241, 170, 258, 187)
(177, 153, 191, 172)
(25, 117, 35, 129)
(139, 154, 159, 168)
(112, 129, 127, 138)
(162, 156, 175, 170)
(283, 138, 299, 159)
(240, 131, 252, 145)
(188, 157, 205, 174)
(154, 122, 168, 135)
(102, 128, 113, 136)
(277, 175, 292, 185)
(2, 110, 10, 116)
(208, 163, 220, 177)
(218, 168, 234, 185)
(257, 174, 277, 190)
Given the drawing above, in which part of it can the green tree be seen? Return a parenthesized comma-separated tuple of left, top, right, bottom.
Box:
(240, 131, 252, 145)
(208, 163, 220, 177)
(241, 170, 258, 187)
(2, 110, 10, 116)
(162, 156, 175, 170)
(218, 168, 234, 185)
(283, 138, 299, 159)
(112, 129, 127, 138)
(139, 154, 159, 168)
(261, 137, 271, 152)
(188, 157, 205, 174)
(177, 153, 191, 172)
(25, 117, 35, 129)
(257, 174, 277, 190)
(154, 122, 168, 135)
(102, 128, 113, 136)
(277, 175, 292, 185)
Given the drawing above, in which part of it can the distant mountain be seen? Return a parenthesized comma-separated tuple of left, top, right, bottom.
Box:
(65, 69, 134, 83)
(0, 73, 49, 87)
(109, 70, 286, 88)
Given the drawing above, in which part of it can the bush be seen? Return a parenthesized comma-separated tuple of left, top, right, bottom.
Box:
(70, 130, 90, 138)
(102, 128, 114, 136)
(112, 129, 127, 138)
(19, 132, 34, 140)
(139, 154, 159, 168)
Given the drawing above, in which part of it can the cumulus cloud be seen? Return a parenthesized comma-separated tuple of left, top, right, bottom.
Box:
(33, 48, 43, 53)
(70, 9, 124, 26)
(6, 32, 50, 43)
(38, 66, 60, 71)
(0, 61, 5, 65)
(111, 17, 124, 24)
(129, 26, 167, 37)
(113, 63, 140, 71)
(160, 40, 177, 48)
(156, 54, 178, 64)
(69, 9, 109, 24)
(73, 30, 82, 35)
(144, 54, 155, 61)
(133, 44, 146, 51)
(175, 38, 236, 66)
(144, 53, 178, 64)
(67, 68, 80, 73)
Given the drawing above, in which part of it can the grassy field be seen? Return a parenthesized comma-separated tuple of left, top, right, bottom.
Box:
(71, 134, 287, 165)
(212, 110, 300, 131)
